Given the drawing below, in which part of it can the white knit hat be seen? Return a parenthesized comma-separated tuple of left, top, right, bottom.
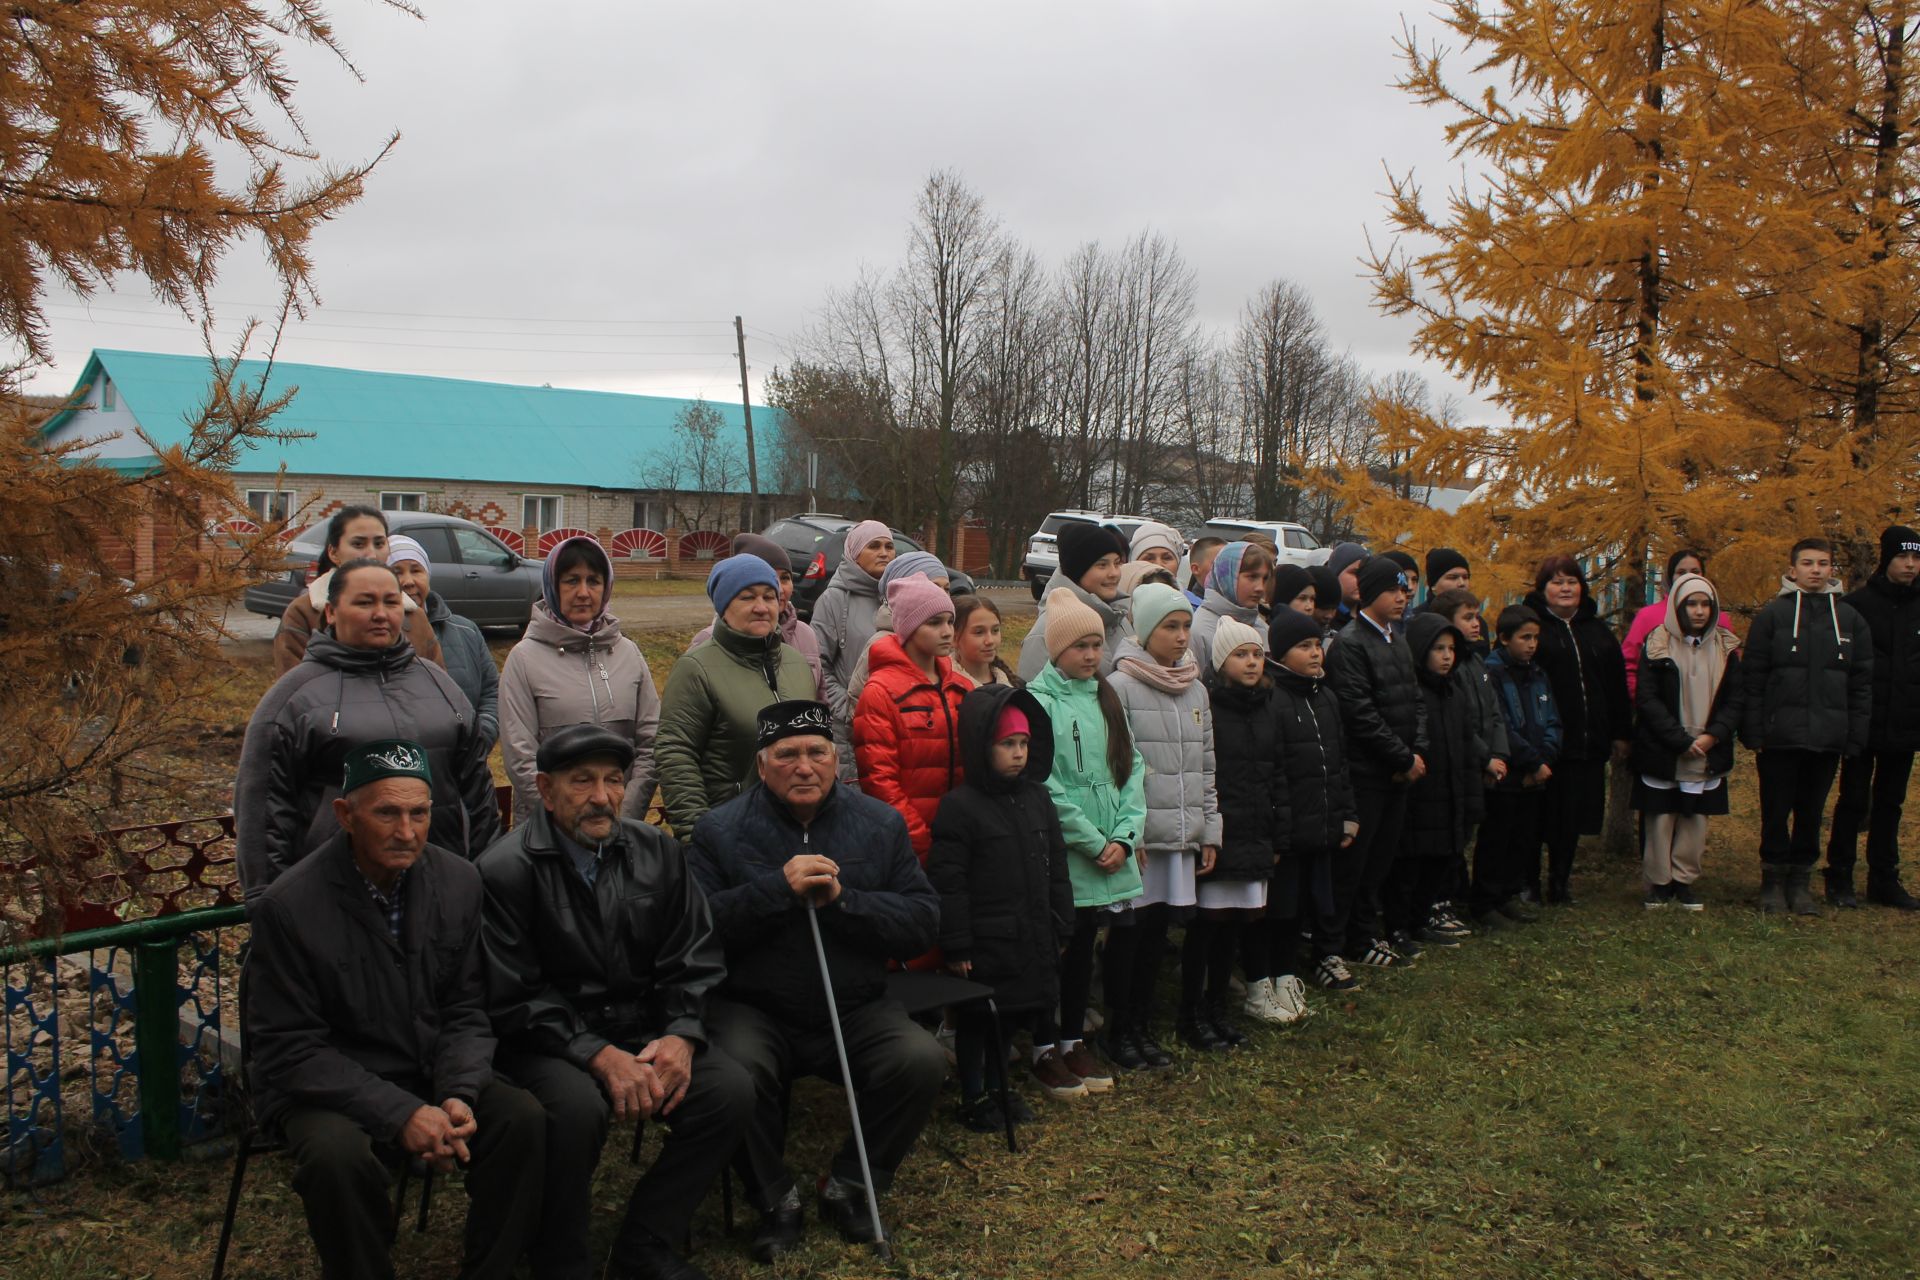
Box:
(1211, 616, 1266, 671)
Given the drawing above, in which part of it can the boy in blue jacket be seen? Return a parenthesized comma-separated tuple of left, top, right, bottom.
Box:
(1471, 605, 1562, 926)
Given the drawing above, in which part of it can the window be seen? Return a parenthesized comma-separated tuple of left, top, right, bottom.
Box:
(402, 525, 455, 566)
(380, 492, 424, 512)
(450, 526, 511, 565)
(245, 489, 293, 523)
(631, 498, 663, 530)
(1285, 528, 1320, 550)
(101, 378, 116, 412)
(523, 495, 561, 530)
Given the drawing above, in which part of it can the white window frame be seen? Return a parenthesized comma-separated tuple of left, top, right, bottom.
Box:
(380, 492, 425, 512)
(632, 498, 663, 531)
(245, 488, 294, 523)
(523, 494, 562, 529)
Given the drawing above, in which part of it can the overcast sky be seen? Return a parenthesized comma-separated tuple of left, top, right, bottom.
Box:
(30, 1, 1485, 415)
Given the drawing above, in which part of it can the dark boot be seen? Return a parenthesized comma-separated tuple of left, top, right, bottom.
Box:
(1784, 868, 1822, 917)
(1824, 868, 1860, 909)
(1175, 1004, 1223, 1052)
(1098, 1021, 1150, 1073)
(1204, 998, 1248, 1049)
(1867, 875, 1920, 910)
(1758, 864, 1789, 915)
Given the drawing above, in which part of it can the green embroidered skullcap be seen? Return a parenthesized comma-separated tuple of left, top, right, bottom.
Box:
(342, 739, 433, 794)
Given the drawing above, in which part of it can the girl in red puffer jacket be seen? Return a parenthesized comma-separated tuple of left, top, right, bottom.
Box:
(854, 574, 973, 862)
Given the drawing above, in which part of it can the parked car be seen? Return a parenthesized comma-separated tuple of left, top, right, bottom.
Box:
(243, 512, 544, 630)
(1020, 510, 1159, 600)
(1193, 517, 1331, 572)
(758, 513, 977, 621)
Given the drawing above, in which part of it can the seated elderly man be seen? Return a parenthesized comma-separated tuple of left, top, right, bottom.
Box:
(477, 724, 749, 1280)
(687, 699, 943, 1263)
(244, 739, 544, 1280)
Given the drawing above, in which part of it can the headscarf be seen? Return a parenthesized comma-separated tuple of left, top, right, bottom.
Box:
(1655, 572, 1733, 781)
(386, 535, 431, 573)
(1206, 541, 1252, 600)
(880, 550, 945, 591)
(542, 534, 615, 634)
(843, 520, 891, 566)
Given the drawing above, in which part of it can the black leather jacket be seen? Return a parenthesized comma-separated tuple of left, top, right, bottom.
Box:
(476, 806, 724, 1067)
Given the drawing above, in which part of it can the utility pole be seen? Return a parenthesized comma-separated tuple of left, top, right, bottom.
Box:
(734, 316, 761, 525)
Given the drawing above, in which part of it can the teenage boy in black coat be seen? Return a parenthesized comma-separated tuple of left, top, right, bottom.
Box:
(1741, 537, 1874, 915)
(1824, 525, 1920, 909)
(1327, 556, 1428, 969)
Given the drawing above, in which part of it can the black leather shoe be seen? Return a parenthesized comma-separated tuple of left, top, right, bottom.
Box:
(1868, 880, 1920, 910)
(816, 1175, 882, 1244)
(1098, 1026, 1150, 1072)
(1204, 1001, 1248, 1048)
(1176, 1008, 1223, 1052)
(609, 1238, 710, 1280)
(1826, 874, 1860, 908)
(1134, 1030, 1175, 1070)
(1495, 898, 1539, 924)
(750, 1192, 804, 1264)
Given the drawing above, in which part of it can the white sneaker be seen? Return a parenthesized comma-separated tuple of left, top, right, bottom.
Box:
(1275, 974, 1312, 1021)
(1241, 977, 1292, 1024)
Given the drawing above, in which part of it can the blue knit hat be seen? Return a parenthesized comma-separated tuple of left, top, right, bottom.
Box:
(706, 553, 780, 610)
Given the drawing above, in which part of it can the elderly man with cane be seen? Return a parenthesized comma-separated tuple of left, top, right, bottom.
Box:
(688, 700, 944, 1264)
(477, 724, 750, 1280)
(242, 739, 546, 1280)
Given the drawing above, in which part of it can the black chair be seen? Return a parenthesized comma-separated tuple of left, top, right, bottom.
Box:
(716, 969, 1016, 1235)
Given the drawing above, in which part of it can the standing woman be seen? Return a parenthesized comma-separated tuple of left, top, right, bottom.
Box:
(498, 534, 660, 825)
(952, 595, 1019, 688)
(657, 554, 816, 840)
(1632, 573, 1743, 909)
(813, 520, 895, 775)
(853, 575, 973, 865)
(1523, 557, 1632, 904)
(274, 505, 440, 675)
(236, 559, 499, 897)
(1188, 541, 1272, 670)
(1018, 524, 1131, 681)
(1106, 584, 1224, 1059)
(388, 535, 499, 749)
(688, 532, 824, 697)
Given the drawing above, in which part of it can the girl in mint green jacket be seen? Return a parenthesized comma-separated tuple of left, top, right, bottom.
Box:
(1026, 590, 1146, 1088)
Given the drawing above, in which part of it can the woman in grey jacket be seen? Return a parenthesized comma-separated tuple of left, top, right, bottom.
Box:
(234, 560, 500, 899)
(388, 536, 500, 748)
(811, 520, 895, 778)
(498, 535, 660, 825)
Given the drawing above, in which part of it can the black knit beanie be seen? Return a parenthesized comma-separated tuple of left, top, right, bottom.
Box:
(1426, 547, 1470, 585)
(1355, 555, 1409, 609)
(1057, 522, 1126, 586)
(1307, 565, 1342, 609)
(1269, 606, 1324, 657)
(1270, 564, 1314, 609)
(1880, 525, 1920, 573)
(1383, 549, 1419, 580)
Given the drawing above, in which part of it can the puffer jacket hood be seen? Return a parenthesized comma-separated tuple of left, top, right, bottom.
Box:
(956, 683, 1053, 796)
(1408, 613, 1463, 690)
(541, 535, 616, 633)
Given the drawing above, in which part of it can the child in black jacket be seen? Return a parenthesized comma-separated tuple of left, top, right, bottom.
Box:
(1394, 614, 1486, 949)
(928, 685, 1079, 1130)
(1256, 609, 1361, 998)
(1472, 605, 1563, 925)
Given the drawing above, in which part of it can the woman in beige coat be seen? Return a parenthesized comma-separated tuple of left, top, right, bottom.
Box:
(498, 535, 660, 824)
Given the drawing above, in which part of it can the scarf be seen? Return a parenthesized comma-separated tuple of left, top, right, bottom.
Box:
(1115, 651, 1200, 695)
(1649, 571, 1733, 781)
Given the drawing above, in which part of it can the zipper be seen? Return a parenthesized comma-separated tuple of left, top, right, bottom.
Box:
(1560, 615, 1591, 735)
(1073, 721, 1084, 772)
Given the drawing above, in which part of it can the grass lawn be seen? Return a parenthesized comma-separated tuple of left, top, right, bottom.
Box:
(609, 577, 711, 600)
(10, 615, 1919, 1277)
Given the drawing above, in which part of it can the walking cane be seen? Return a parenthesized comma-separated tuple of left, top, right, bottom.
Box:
(805, 901, 892, 1261)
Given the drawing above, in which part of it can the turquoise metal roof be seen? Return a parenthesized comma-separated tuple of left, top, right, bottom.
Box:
(41, 349, 781, 491)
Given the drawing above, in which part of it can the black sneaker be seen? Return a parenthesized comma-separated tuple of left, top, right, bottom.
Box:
(1416, 923, 1463, 948)
(1351, 939, 1407, 968)
(1643, 883, 1673, 909)
(957, 1093, 1009, 1133)
(1670, 882, 1704, 912)
(1388, 929, 1426, 959)
(1427, 907, 1472, 938)
(1204, 1001, 1248, 1048)
(816, 1175, 882, 1244)
(1176, 1009, 1224, 1052)
(1313, 954, 1358, 990)
(1134, 1030, 1176, 1070)
(1495, 897, 1539, 924)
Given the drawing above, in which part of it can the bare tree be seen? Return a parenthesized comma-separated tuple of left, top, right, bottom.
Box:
(640, 398, 745, 531)
(1106, 232, 1197, 514)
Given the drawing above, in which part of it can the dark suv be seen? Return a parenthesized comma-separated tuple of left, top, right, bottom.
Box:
(242, 512, 544, 630)
(760, 513, 976, 621)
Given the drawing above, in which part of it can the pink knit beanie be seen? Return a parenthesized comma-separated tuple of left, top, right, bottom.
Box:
(888, 573, 954, 642)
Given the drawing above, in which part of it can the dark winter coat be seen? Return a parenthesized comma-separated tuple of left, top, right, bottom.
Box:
(1521, 592, 1632, 762)
(245, 834, 492, 1140)
(235, 632, 501, 900)
(1327, 612, 1428, 784)
(426, 592, 499, 748)
(1207, 677, 1282, 880)
(1632, 637, 1744, 781)
(1844, 573, 1920, 752)
(687, 779, 940, 1027)
(1457, 639, 1510, 767)
(475, 807, 723, 1067)
(925, 686, 1074, 1013)
(1739, 582, 1874, 756)
(1485, 647, 1563, 789)
(1404, 616, 1486, 858)
(1268, 666, 1359, 855)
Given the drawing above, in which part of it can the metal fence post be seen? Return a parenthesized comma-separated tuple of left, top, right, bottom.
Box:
(132, 938, 182, 1160)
